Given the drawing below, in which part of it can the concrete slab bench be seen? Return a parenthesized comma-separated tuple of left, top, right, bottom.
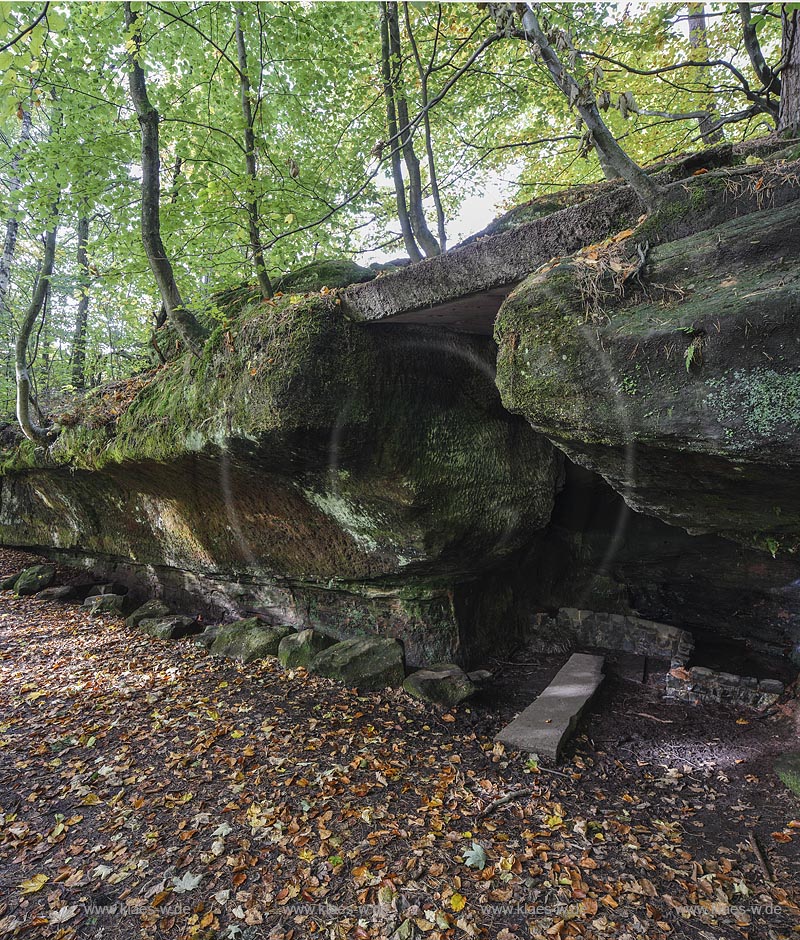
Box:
(495, 653, 604, 761)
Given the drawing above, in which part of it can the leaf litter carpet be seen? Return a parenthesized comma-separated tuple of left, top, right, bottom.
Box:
(0, 549, 798, 940)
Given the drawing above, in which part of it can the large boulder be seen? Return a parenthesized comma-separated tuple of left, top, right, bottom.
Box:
(210, 618, 292, 663)
(309, 636, 405, 690)
(495, 185, 800, 553)
(278, 629, 335, 669)
(14, 564, 56, 596)
(0, 294, 560, 666)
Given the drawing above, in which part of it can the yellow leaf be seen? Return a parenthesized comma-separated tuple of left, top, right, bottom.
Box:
(230, 730, 244, 739)
(20, 874, 48, 894)
(285, 213, 295, 224)
(80, 793, 102, 805)
(450, 893, 466, 912)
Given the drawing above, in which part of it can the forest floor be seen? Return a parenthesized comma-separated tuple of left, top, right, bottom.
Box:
(0, 549, 798, 940)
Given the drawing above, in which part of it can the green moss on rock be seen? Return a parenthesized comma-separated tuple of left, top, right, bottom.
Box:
(274, 259, 375, 294)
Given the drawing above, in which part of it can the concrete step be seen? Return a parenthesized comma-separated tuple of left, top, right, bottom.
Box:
(495, 653, 605, 761)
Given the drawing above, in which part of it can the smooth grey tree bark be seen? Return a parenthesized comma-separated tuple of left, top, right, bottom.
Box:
(70, 215, 90, 389)
(738, 2, 781, 120)
(778, 7, 800, 133)
(403, 1, 447, 252)
(16, 223, 58, 445)
(235, 5, 273, 298)
(380, 2, 422, 262)
(386, 1, 440, 257)
(0, 108, 33, 314)
(521, 6, 663, 212)
(124, 2, 207, 356)
(687, 4, 724, 144)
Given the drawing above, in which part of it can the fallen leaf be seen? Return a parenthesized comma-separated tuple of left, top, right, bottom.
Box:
(19, 874, 48, 894)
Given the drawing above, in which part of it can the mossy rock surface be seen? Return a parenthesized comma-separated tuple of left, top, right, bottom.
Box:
(83, 593, 125, 616)
(15, 564, 56, 596)
(309, 636, 405, 690)
(775, 751, 800, 796)
(495, 195, 800, 549)
(210, 618, 292, 663)
(278, 629, 335, 669)
(1, 571, 22, 590)
(38, 585, 79, 601)
(126, 599, 171, 629)
(274, 259, 375, 294)
(138, 615, 200, 641)
(403, 664, 476, 705)
(0, 290, 559, 665)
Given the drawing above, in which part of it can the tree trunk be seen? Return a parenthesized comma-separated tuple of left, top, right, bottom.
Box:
(779, 7, 800, 133)
(235, 5, 272, 298)
(403, 1, 446, 252)
(380, 2, 422, 262)
(0, 108, 33, 314)
(123, 2, 207, 356)
(387, 2, 440, 257)
(738, 3, 781, 111)
(687, 4, 724, 144)
(521, 7, 663, 212)
(16, 223, 58, 445)
(71, 215, 90, 389)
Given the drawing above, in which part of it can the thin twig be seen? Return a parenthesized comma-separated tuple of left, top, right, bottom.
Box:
(748, 830, 774, 883)
(478, 786, 536, 817)
(634, 712, 673, 724)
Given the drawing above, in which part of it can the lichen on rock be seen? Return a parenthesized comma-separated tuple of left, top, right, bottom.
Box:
(495, 187, 800, 550)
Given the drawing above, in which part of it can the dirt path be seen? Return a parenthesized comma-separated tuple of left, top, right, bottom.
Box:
(0, 550, 798, 940)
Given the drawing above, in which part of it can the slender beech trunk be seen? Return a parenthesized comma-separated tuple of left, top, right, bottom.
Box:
(404, 2, 446, 252)
(521, 7, 663, 212)
(0, 109, 33, 313)
(687, 4, 724, 144)
(380, 2, 421, 262)
(387, 2, 440, 257)
(738, 3, 781, 116)
(779, 7, 800, 133)
(235, 6, 272, 298)
(123, 2, 207, 356)
(71, 215, 90, 389)
(16, 223, 58, 445)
